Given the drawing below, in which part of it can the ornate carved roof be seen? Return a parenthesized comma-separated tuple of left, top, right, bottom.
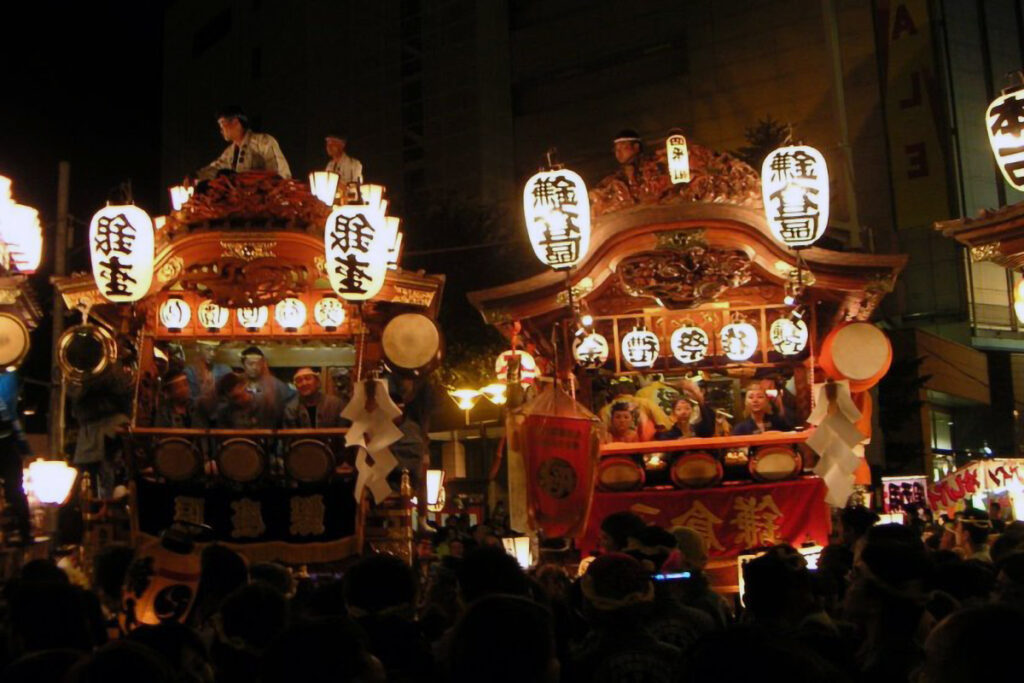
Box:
(935, 201, 1024, 270)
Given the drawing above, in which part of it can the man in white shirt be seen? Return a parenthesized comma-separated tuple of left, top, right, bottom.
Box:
(197, 105, 292, 179)
(325, 133, 363, 183)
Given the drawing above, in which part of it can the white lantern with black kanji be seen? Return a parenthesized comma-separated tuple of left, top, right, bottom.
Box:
(573, 332, 609, 368)
(769, 317, 809, 356)
(274, 297, 307, 331)
(621, 329, 660, 368)
(666, 133, 691, 184)
(159, 296, 191, 332)
(523, 168, 590, 270)
(720, 322, 759, 362)
(324, 204, 389, 301)
(987, 87, 1024, 190)
(89, 204, 155, 303)
(313, 296, 346, 331)
(197, 300, 229, 332)
(236, 306, 268, 332)
(495, 349, 538, 386)
(761, 145, 829, 248)
(670, 324, 709, 364)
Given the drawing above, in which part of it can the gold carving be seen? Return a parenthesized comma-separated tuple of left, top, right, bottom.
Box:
(392, 287, 434, 307)
(220, 241, 278, 262)
(555, 277, 594, 306)
(314, 256, 327, 277)
(970, 243, 1000, 262)
(0, 288, 19, 305)
(157, 257, 184, 284)
(656, 229, 707, 251)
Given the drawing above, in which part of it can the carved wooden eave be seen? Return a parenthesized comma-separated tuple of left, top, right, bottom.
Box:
(0, 274, 43, 329)
(935, 201, 1024, 270)
(468, 203, 907, 338)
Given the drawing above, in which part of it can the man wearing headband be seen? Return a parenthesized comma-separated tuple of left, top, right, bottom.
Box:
(324, 133, 363, 183)
(239, 346, 294, 427)
(155, 371, 205, 428)
(283, 367, 344, 428)
(197, 105, 291, 180)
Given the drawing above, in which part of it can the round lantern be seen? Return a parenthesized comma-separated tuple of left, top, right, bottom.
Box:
(621, 329, 660, 368)
(324, 204, 390, 301)
(197, 300, 229, 332)
(495, 349, 538, 386)
(159, 297, 192, 332)
(89, 204, 155, 303)
(761, 145, 829, 248)
(573, 332, 609, 369)
(313, 296, 346, 331)
(987, 87, 1024, 190)
(666, 132, 691, 184)
(522, 168, 591, 270)
(769, 317, 809, 356)
(720, 322, 759, 361)
(274, 297, 307, 332)
(309, 171, 340, 205)
(236, 306, 268, 332)
(0, 203, 44, 274)
(670, 325, 709, 364)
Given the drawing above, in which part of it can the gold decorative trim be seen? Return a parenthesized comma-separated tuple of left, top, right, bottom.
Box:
(0, 288, 19, 305)
(220, 241, 278, 262)
(656, 229, 707, 251)
(971, 242, 1000, 262)
(392, 286, 434, 307)
(555, 277, 594, 306)
(314, 256, 327, 277)
(157, 257, 184, 284)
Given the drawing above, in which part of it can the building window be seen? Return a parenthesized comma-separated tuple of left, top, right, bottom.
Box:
(931, 407, 953, 451)
(966, 258, 1014, 330)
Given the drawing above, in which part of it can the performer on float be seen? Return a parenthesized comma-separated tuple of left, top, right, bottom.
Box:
(324, 132, 363, 183)
(197, 105, 291, 180)
(598, 377, 670, 441)
(214, 372, 277, 428)
(730, 383, 793, 436)
(607, 402, 641, 443)
(657, 394, 715, 440)
(154, 371, 205, 428)
(283, 367, 344, 428)
(184, 341, 230, 412)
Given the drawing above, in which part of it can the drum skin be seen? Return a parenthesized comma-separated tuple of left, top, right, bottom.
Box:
(670, 451, 723, 489)
(597, 457, 645, 492)
(819, 322, 892, 392)
(382, 313, 441, 373)
(749, 445, 802, 482)
(153, 438, 203, 482)
(285, 439, 335, 483)
(217, 438, 266, 483)
(0, 313, 30, 369)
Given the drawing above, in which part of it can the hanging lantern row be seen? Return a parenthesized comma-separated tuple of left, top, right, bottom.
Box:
(523, 167, 591, 271)
(323, 183, 402, 302)
(761, 145, 830, 249)
(573, 332, 609, 369)
(0, 176, 44, 274)
(159, 295, 349, 334)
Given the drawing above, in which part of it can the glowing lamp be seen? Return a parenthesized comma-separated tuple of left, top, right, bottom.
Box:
(1015, 280, 1024, 324)
(448, 388, 481, 411)
(761, 145, 829, 248)
(0, 175, 9, 202)
(621, 329, 660, 368)
(480, 382, 508, 405)
(666, 132, 691, 184)
(359, 184, 385, 212)
(23, 458, 78, 506)
(314, 295, 346, 331)
(274, 297, 307, 331)
(385, 216, 402, 270)
(523, 168, 590, 270)
(720, 322, 759, 361)
(197, 300, 229, 332)
(573, 332, 609, 369)
(495, 349, 538, 386)
(426, 469, 445, 512)
(168, 185, 194, 211)
(159, 296, 192, 332)
(236, 306, 269, 332)
(0, 203, 44, 273)
(769, 317, 809, 356)
(89, 204, 155, 302)
(988, 87, 1024, 190)
(501, 536, 533, 569)
(324, 204, 389, 301)
(670, 325, 710, 364)
(309, 171, 340, 206)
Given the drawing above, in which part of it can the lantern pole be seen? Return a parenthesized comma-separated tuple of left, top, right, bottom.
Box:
(48, 161, 70, 453)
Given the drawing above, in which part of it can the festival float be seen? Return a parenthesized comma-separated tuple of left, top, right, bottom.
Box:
(469, 134, 907, 587)
(50, 171, 444, 616)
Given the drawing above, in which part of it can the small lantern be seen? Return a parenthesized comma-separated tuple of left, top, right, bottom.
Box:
(720, 321, 759, 362)
(769, 317, 809, 356)
(197, 300, 229, 332)
(274, 297, 307, 332)
(309, 171, 341, 206)
(987, 86, 1024, 190)
(523, 168, 591, 270)
(359, 184, 385, 211)
(0, 203, 44, 274)
(168, 185, 194, 211)
(670, 324, 710, 364)
(385, 217, 403, 270)
(621, 329, 660, 368)
(426, 469, 445, 512)
(159, 296, 192, 332)
(324, 204, 389, 301)
(502, 536, 533, 569)
(236, 306, 269, 332)
(573, 332, 609, 368)
(23, 458, 78, 506)
(89, 204, 155, 303)
(761, 145, 829, 248)
(495, 349, 538, 386)
(314, 295, 346, 331)
(480, 382, 508, 405)
(666, 132, 691, 184)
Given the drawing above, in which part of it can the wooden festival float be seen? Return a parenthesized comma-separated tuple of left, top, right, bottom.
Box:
(51, 171, 443, 621)
(470, 135, 907, 586)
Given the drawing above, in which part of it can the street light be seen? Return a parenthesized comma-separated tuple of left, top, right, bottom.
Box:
(23, 458, 78, 506)
(479, 382, 507, 406)
(448, 388, 482, 425)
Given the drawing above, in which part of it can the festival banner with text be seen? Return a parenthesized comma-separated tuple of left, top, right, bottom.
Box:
(927, 459, 1024, 510)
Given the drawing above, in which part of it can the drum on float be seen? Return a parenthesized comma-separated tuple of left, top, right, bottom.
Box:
(596, 457, 645, 492)
(285, 439, 335, 483)
(819, 322, 892, 392)
(670, 451, 723, 489)
(749, 445, 802, 482)
(216, 438, 267, 483)
(153, 438, 203, 482)
(381, 313, 442, 375)
(0, 313, 31, 370)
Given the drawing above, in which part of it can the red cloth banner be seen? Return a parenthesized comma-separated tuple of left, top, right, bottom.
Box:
(927, 459, 1024, 510)
(523, 414, 599, 538)
(579, 477, 831, 560)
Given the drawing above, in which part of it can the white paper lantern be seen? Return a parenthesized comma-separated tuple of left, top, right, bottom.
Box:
(324, 204, 389, 301)
(159, 296, 192, 332)
(621, 329, 660, 368)
(168, 185, 194, 211)
(761, 145, 829, 248)
(23, 458, 78, 506)
(197, 300, 229, 332)
(89, 204, 155, 302)
(573, 332, 609, 368)
(0, 203, 44, 274)
(274, 297, 307, 331)
(523, 168, 590, 270)
(495, 349, 538, 385)
(987, 88, 1024, 190)
(313, 296, 346, 331)
(769, 317, 809, 356)
(236, 306, 269, 331)
(309, 171, 340, 205)
(670, 325, 710, 364)
(720, 322, 759, 362)
(1015, 280, 1024, 324)
(666, 133, 691, 184)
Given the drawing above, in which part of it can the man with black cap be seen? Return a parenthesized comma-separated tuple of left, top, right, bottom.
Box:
(325, 133, 363, 183)
(197, 105, 291, 179)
